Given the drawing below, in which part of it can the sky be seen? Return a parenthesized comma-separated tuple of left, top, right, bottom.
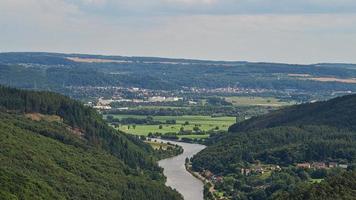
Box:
(1, 0, 356, 64)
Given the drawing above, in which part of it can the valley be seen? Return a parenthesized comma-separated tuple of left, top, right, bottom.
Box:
(2, 0, 356, 198)
(0, 52, 356, 200)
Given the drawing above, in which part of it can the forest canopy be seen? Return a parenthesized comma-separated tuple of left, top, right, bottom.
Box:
(0, 86, 182, 200)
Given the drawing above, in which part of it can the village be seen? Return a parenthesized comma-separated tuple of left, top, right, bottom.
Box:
(90, 95, 183, 110)
(196, 161, 349, 186)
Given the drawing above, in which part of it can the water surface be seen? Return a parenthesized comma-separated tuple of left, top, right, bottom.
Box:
(156, 139, 206, 200)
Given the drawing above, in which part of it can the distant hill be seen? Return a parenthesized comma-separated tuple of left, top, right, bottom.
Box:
(229, 94, 356, 133)
(0, 86, 182, 200)
(1, 52, 356, 99)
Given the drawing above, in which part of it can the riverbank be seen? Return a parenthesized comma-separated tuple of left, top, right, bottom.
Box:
(156, 139, 206, 200)
(146, 139, 184, 160)
(185, 163, 216, 200)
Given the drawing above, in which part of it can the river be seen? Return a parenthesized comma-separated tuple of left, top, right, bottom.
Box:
(156, 139, 206, 200)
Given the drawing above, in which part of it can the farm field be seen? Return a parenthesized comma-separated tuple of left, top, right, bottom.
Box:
(109, 115, 236, 136)
(225, 96, 295, 107)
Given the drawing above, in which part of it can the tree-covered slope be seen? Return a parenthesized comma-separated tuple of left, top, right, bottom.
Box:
(192, 94, 356, 199)
(192, 125, 356, 173)
(274, 171, 356, 200)
(0, 86, 182, 200)
(0, 86, 156, 171)
(229, 94, 356, 133)
(195, 94, 356, 173)
(0, 112, 182, 200)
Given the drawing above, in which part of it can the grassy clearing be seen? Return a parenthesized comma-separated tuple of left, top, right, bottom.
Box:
(259, 171, 272, 180)
(215, 191, 225, 198)
(310, 178, 324, 183)
(25, 113, 63, 122)
(225, 96, 294, 107)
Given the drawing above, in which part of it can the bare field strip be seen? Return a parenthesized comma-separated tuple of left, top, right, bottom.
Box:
(288, 73, 311, 77)
(306, 77, 356, 84)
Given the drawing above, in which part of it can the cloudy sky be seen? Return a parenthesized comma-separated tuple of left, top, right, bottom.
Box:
(1, 0, 356, 63)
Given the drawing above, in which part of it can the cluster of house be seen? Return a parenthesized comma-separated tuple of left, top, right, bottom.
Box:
(296, 162, 348, 169)
(90, 95, 183, 110)
(240, 165, 281, 176)
(189, 87, 272, 94)
(201, 170, 224, 184)
(147, 96, 182, 102)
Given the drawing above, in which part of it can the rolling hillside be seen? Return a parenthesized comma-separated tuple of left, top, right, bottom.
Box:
(0, 86, 182, 200)
(1, 52, 356, 99)
(192, 94, 356, 199)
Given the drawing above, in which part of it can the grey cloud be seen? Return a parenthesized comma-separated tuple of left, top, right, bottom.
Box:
(68, 0, 356, 16)
(1, 0, 356, 64)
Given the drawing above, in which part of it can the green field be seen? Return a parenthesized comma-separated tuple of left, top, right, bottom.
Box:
(225, 96, 294, 107)
(109, 115, 236, 136)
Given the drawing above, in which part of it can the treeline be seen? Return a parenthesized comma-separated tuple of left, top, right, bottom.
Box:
(105, 105, 271, 117)
(107, 115, 176, 125)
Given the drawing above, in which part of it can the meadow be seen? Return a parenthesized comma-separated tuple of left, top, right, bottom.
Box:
(110, 115, 236, 137)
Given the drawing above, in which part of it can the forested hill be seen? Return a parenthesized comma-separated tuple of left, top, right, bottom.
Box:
(192, 94, 356, 199)
(0, 86, 155, 170)
(1, 52, 356, 99)
(274, 171, 356, 200)
(229, 94, 356, 133)
(0, 86, 182, 199)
